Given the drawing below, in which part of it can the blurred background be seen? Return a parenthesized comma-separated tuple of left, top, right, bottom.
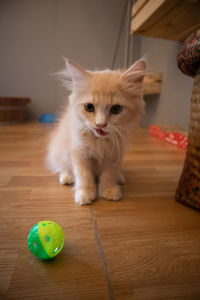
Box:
(0, 0, 194, 129)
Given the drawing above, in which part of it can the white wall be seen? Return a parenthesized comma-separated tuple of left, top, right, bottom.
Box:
(0, 0, 194, 130)
(139, 37, 193, 130)
(0, 0, 127, 118)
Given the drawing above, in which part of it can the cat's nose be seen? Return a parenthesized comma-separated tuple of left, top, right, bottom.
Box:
(95, 122, 107, 128)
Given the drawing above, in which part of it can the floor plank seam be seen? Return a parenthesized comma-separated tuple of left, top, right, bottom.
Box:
(90, 207, 115, 300)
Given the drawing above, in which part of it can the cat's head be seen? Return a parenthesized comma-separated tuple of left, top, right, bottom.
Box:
(61, 58, 146, 138)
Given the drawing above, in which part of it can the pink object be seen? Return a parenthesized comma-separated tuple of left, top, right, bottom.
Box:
(150, 125, 188, 149)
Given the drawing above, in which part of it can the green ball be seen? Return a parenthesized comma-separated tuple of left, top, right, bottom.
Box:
(27, 220, 65, 260)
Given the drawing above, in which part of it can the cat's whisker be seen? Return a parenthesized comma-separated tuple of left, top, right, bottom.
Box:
(115, 127, 127, 149)
(116, 125, 127, 146)
(110, 128, 122, 163)
(116, 131, 125, 159)
(109, 125, 127, 150)
(113, 132, 120, 163)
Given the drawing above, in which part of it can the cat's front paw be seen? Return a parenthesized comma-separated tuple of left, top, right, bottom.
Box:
(75, 188, 96, 205)
(59, 171, 74, 185)
(100, 185, 122, 201)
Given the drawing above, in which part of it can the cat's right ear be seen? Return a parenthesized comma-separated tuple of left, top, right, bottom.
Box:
(65, 59, 91, 92)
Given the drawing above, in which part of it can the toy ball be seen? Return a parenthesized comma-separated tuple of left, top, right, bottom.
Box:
(27, 220, 65, 260)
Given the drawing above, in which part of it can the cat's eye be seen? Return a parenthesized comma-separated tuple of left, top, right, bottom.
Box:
(110, 105, 123, 115)
(84, 103, 95, 113)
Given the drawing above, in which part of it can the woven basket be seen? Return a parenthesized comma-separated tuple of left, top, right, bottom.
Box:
(175, 31, 200, 210)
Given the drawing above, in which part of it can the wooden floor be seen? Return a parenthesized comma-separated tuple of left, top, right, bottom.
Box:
(0, 122, 200, 300)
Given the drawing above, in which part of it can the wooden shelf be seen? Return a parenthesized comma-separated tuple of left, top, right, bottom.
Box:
(131, 0, 200, 41)
(0, 97, 31, 106)
(143, 72, 162, 95)
(0, 97, 31, 124)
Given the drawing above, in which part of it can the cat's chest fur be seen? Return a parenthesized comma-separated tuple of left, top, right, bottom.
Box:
(77, 132, 121, 165)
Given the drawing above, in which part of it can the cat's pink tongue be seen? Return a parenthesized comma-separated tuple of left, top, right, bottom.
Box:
(96, 129, 108, 136)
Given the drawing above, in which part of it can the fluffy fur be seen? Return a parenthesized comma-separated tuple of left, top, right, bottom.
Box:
(47, 58, 146, 205)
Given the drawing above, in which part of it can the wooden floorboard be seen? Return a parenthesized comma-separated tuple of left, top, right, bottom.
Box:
(0, 122, 200, 300)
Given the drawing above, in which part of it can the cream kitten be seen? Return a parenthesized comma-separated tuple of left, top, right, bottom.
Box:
(47, 58, 146, 205)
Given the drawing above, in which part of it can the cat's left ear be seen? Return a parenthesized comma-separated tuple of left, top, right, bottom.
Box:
(65, 59, 91, 91)
(121, 58, 146, 86)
